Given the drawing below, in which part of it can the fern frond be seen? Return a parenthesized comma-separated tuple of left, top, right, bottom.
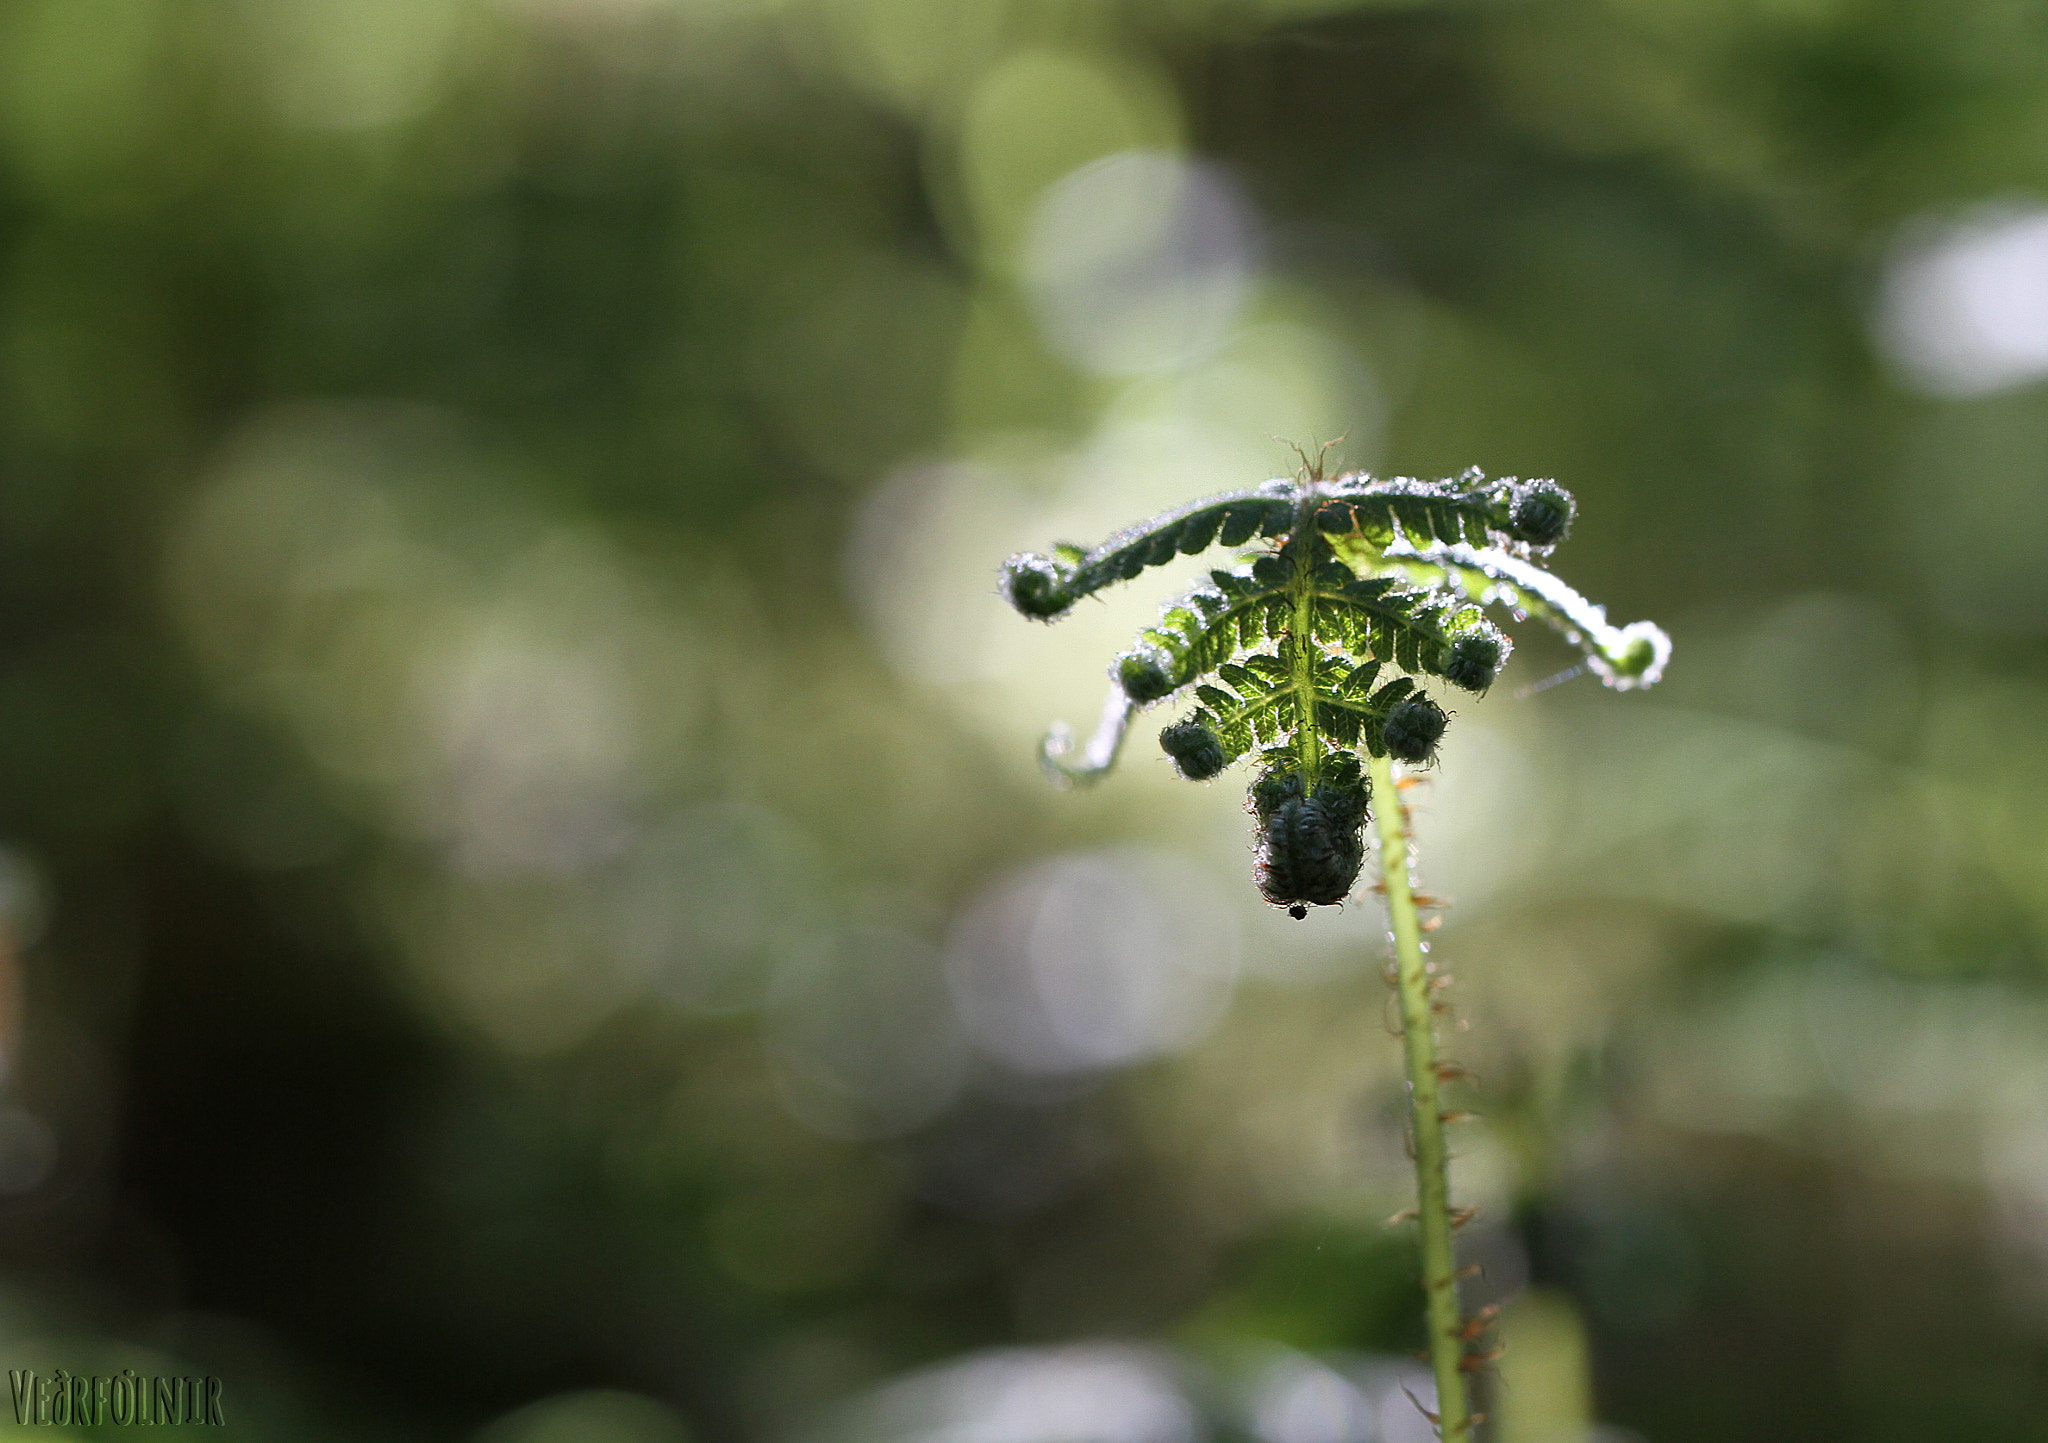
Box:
(1374, 541, 1671, 690)
(1189, 655, 1297, 756)
(1001, 470, 1580, 622)
(1002, 454, 1665, 1443)
(1008, 461, 1663, 910)
(1113, 540, 1509, 706)
(1304, 574, 1505, 687)
(1112, 567, 1292, 703)
(1001, 482, 1299, 620)
(1038, 687, 1133, 788)
(1159, 645, 1446, 778)
(1321, 470, 1574, 550)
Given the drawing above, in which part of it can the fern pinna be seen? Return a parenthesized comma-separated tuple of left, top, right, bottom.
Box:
(1001, 462, 1668, 915)
(1000, 459, 1668, 1439)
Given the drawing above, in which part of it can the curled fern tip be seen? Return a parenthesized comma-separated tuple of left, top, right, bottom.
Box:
(1252, 758, 1370, 909)
(1508, 478, 1575, 547)
(1444, 625, 1509, 693)
(1159, 719, 1227, 781)
(1116, 648, 1175, 704)
(1382, 694, 1448, 765)
(1002, 553, 1076, 620)
(1592, 619, 1672, 690)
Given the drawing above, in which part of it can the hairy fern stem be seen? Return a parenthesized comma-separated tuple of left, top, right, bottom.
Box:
(1368, 750, 1469, 1438)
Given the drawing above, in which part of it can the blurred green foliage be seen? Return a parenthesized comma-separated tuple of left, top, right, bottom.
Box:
(3, 0, 2048, 1440)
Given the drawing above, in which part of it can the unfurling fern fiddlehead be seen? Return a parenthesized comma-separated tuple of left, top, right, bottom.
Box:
(1000, 460, 1668, 1439)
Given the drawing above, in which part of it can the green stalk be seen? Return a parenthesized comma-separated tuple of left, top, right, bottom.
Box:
(1289, 506, 1323, 787)
(1366, 748, 1470, 1439)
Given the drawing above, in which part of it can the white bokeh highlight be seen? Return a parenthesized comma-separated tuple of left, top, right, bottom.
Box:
(1020, 151, 1260, 376)
(1246, 1353, 1377, 1443)
(827, 1345, 1198, 1443)
(768, 927, 971, 1139)
(1876, 202, 2048, 396)
(944, 849, 1240, 1076)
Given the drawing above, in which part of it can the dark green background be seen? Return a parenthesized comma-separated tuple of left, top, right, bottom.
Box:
(2, 1, 2046, 1439)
